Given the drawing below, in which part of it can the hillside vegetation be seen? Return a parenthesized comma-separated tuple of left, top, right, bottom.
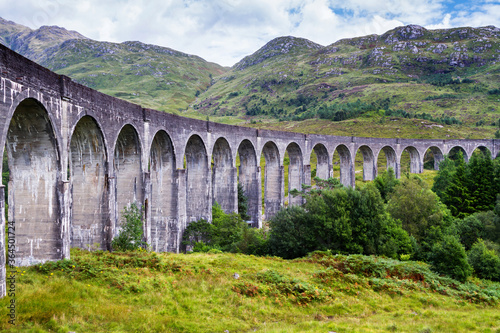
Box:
(193, 25, 500, 139)
(1, 18, 499, 138)
(0, 249, 498, 332)
(0, 17, 227, 112)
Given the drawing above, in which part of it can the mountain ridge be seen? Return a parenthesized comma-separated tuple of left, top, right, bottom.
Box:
(0, 17, 499, 139)
(0, 17, 228, 112)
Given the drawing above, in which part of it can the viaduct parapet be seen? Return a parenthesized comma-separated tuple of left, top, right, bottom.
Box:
(0, 44, 498, 297)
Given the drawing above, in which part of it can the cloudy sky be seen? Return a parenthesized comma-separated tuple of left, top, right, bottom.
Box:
(1, 0, 499, 66)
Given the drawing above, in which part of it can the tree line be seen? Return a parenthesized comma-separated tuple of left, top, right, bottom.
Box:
(182, 151, 500, 283)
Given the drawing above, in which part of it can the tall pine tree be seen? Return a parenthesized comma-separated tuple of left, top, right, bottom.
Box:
(467, 151, 495, 212)
(443, 151, 472, 218)
(432, 155, 456, 201)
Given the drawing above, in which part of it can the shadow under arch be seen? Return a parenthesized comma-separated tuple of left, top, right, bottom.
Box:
(356, 145, 376, 181)
(286, 142, 304, 206)
(400, 146, 422, 175)
(212, 137, 236, 214)
(334, 144, 353, 187)
(184, 134, 210, 222)
(69, 115, 109, 251)
(311, 143, 330, 180)
(377, 146, 397, 176)
(447, 146, 468, 162)
(237, 139, 260, 227)
(149, 130, 177, 252)
(6, 98, 62, 265)
(114, 124, 143, 233)
(261, 141, 281, 220)
(471, 145, 493, 159)
(423, 146, 444, 170)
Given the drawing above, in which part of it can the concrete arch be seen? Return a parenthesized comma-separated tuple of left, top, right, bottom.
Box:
(400, 146, 422, 174)
(423, 146, 444, 170)
(334, 144, 353, 187)
(286, 142, 304, 206)
(69, 115, 109, 251)
(237, 139, 260, 227)
(470, 145, 493, 159)
(446, 145, 468, 162)
(261, 140, 282, 220)
(356, 145, 376, 181)
(113, 124, 143, 233)
(5, 98, 62, 266)
(2, 91, 63, 166)
(377, 146, 397, 175)
(185, 134, 210, 222)
(149, 130, 177, 252)
(212, 137, 237, 214)
(311, 143, 330, 180)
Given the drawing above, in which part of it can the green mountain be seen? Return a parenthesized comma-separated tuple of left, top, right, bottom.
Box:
(194, 25, 500, 139)
(0, 17, 228, 112)
(1, 17, 499, 139)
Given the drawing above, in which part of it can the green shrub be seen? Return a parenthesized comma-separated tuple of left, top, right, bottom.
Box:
(268, 184, 412, 259)
(429, 235, 472, 282)
(211, 203, 248, 252)
(182, 202, 265, 254)
(268, 206, 316, 259)
(111, 203, 146, 251)
(468, 239, 500, 281)
(454, 214, 486, 250)
(373, 168, 399, 202)
(181, 218, 213, 249)
(387, 176, 450, 242)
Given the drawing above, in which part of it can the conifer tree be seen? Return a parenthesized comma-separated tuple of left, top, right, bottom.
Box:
(432, 155, 456, 201)
(467, 151, 495, 212)
(443, 151, 472, 218)
(237, 183, 251, 221)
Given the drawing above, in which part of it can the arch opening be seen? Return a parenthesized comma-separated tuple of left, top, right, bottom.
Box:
(333, 145, 353, 187)
(355, 145, 376, 182)
(237, 140, 259, 226)
(69, 116, 108, 251)
(448, 146, 468, 162)
(185, 135, 209, 222)
(377, 146, 397, 176)
(471, 146, 493, 159)
(312, 143, 330, 181)
(6, 98, 62, 265)
(149, 130, 176, 252)
(114, 125, 143, 233)
(400, 146, 422, 175)
(261, 141, 281, 220)
(423, 146, 444, 170)
(286, 143, 303, 206)
(212, 138, 236, 214)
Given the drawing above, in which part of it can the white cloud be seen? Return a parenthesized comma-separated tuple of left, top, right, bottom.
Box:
(0, 0, 498, 66)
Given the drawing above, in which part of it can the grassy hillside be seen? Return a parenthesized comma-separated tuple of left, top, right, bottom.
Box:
(47, 39, 227, 112)
(192, 25, 500, 138)
(0, 17, 228, 112)
(0, 249, 498, 332)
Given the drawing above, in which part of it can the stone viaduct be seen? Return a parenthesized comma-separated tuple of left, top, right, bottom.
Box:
(0, 44, 498, 296)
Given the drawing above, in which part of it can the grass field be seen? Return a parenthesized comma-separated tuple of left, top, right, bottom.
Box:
(0, 249, 498, 332)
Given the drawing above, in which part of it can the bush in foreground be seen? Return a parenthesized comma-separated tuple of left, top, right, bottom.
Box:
(429, 235, 472, 282)
(468, 239, 500, 281)
(111, 203, 146, 251)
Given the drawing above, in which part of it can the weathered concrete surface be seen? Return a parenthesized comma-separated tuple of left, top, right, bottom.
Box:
(149, 130, 177, 252)
(70, 116, 108, 250)
(6, 99, 63, 266)
(0, 44, 499, 297)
